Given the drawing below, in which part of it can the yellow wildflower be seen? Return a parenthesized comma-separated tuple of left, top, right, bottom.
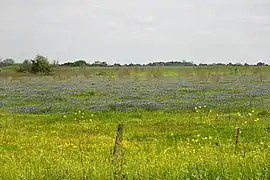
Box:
(254, 118, 260, 122)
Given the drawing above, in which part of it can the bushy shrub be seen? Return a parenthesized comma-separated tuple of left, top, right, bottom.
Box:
(17, 54, 52, 74)
(31, 54, 51, 74)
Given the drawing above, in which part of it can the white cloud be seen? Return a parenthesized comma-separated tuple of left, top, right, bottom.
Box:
(0, 0, 269, 64)
(134, 15, 153, 24)
(107, 22, 118, 29)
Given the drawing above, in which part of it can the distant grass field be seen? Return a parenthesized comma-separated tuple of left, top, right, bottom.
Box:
(0, 66, 269, 179)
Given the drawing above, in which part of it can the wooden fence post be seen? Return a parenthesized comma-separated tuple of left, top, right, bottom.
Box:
(234, 127, 240, 151)
(113, 124, 124, 161)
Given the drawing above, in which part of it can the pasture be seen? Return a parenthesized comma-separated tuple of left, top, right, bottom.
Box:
(0, 66, 269, 179)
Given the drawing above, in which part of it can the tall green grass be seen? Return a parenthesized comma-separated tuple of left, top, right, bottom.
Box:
(0, 109, 269, 179)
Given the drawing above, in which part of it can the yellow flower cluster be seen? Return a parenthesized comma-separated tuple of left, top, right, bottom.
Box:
(194, 105, 207, 113)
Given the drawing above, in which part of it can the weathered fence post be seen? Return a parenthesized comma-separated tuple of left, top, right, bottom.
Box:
(113, 124, 125, 178)
(113, 124, 124, 161)
(234, 127, 240, 151)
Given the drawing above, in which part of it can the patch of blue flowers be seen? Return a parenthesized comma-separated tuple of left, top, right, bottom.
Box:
(0, 73, 269, 114)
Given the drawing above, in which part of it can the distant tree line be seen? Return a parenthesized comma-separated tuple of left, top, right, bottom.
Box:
(58, 60, 269, 67)
(199, 62, 268, 67)
(0, 58, 16, 67)
(60, 60, 108, 67)
(0, 55, 269, 72)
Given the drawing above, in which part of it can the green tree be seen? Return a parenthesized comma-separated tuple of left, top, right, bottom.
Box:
(17, 54, 52, 74)
(0, 58, 15, 67)
(31, 54, 51, 74)
(73, 60, 88, 67)
(3, 58, 15, 65)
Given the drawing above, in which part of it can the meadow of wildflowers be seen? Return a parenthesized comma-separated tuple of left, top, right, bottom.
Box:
(0, 66, 269, 179)
(0, 67, 269, 114)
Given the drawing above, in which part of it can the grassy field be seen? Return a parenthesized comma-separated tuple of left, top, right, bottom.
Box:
(0, 66, 269, 179)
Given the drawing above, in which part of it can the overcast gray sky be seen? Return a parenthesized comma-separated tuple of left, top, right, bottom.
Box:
(1, 0, 270, 64)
